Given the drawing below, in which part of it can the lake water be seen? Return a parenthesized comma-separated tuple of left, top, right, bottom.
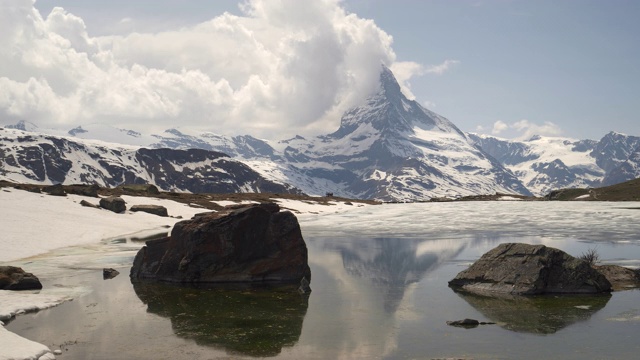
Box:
(6, 202, 640, 359)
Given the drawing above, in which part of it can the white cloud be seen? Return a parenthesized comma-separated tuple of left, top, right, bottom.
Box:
(425, 59, 460, 75)
(481, 119, 563, 140)
(0, 0, 423, 139)
(512, 119, 563, 140)
(491, 120, 508, 135)
(390, 59, 459, 99)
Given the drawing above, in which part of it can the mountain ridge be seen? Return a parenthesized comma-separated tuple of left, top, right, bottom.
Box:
(2, 67, 638, 200)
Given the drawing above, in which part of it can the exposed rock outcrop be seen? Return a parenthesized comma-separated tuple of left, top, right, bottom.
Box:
(80, 199, 100, 208)
(0, 266, 43, 290)
(103, 268, 120, 280)
(130, 204, 168, 217)
(130, 203, 311, 284)
(42, 184, 66, 196)
(66, 184, 99, 197)
(99, 196, 126, 213)
(118, 184, 160, 195)
(594, 264, 640, 290)
(449, 243, 612, 295)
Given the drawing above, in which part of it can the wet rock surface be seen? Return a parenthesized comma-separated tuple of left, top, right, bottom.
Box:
(449, 243, 612, 295)
(130, 203, 311, 284)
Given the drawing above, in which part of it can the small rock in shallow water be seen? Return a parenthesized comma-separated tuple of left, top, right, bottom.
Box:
(446, 318, 480, 328)
(103, 268, 120, 280)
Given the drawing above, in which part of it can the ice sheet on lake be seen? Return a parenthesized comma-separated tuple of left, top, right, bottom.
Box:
(299, 201, 640, 243)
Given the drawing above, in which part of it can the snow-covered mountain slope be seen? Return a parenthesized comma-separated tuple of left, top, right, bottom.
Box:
(468, 132, 640, 196)
(590, 132, 640, 175)
(286, 66, 531, 201)
(0, 128, 299, 194)
(602, 144, 640, 186)
(1, 66, 533, 201)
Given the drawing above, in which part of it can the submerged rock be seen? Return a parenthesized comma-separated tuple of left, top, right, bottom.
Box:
(449, 243, 611, 295)
(446, 318, 495, 328)
(130, 203, 311, 284)
(0, 266, 43, 290)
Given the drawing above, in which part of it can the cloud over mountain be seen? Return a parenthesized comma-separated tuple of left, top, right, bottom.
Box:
(0, 0, 431, 139)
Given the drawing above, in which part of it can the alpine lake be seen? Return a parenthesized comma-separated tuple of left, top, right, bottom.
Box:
(5, 202, 640, 359)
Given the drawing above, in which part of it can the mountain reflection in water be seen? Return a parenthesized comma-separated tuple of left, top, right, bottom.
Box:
(452, 290, 611, 334)
(318, 237, 469, 313)
(132, 282, 308, 357)
(334, 238, 465, 313)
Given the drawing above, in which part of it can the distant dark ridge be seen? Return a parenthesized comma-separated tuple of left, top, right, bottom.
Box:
(545, 177, 640, 201)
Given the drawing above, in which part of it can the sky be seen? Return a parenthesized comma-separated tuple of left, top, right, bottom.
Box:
(1, 0, 638, 141)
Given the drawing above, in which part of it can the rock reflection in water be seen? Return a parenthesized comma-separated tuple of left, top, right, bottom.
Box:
(452, 290, 611, 334)
(132, 282, 308, 357)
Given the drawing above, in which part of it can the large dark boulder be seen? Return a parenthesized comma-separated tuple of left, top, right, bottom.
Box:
(449, 243, 611, 295)
(130, 204, 168, 217)
(130, 203, 311, 284)
(0, 266, 43, 290)
(100, 196, 126, 213)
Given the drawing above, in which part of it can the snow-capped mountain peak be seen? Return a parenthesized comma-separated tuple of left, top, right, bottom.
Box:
(288, 66, 531, 200)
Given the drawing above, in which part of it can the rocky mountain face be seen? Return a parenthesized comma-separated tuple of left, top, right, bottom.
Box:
(468, 132, 640, 196)
(0, 128, 299, 194)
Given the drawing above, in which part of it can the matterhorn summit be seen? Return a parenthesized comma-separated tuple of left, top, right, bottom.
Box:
(287, 65, 531, 200)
